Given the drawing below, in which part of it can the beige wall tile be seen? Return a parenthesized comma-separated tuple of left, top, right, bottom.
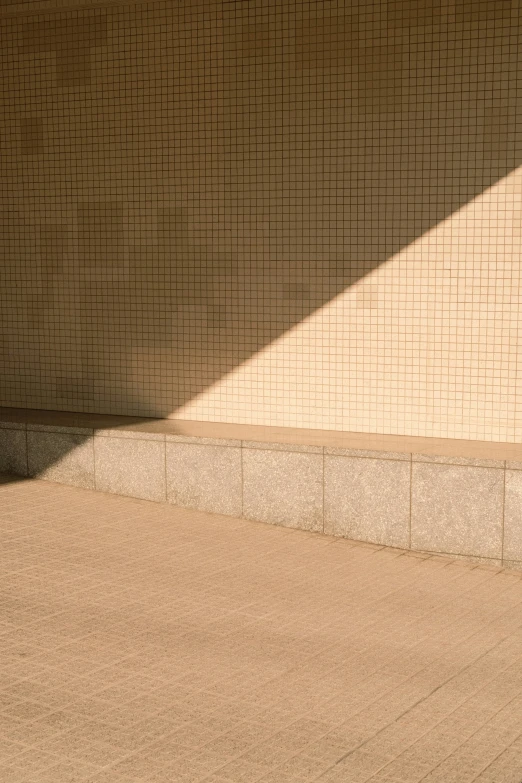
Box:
(166, 442, 242, 516)
(20, 116, 44, 155)
(27, 431, 94, 489)
(77, 202, 124, 268)
(94, 436, 166, 502)
(242, 448, 323, 532)
(324, 455, 411, 548)
(411, 463, 504, 559)
(0, 0, 520, 444)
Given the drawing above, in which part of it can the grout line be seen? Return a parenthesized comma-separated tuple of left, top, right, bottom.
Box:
(0, 0, 161, 21)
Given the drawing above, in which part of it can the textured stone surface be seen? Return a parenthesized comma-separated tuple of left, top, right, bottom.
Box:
(94, 435, 166, 502)
(166, 442, 242, 516)
(27, 430, 94, 488)
(4, 407, 516, 567)
(95, 428, 164, 440)
(413, 453, 505, 468)
(411, 463, 504, 558)
(243, 440, 323, 453)
(503, 469, 522, 562)
(325, 455, 411, 547)
(242, 448, 323, 531)
(166, 434, 240, 447)
(325, 447, 410, 461)
(503, 560, 522, 572)
(0, 427, 27, 475)
(27, 423, 92, 434)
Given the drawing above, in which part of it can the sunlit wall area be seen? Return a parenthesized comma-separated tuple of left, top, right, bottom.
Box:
(0, 0, 520, 441)
(177, 167, 522, 440)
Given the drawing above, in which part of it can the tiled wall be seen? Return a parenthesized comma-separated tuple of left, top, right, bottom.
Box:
(1, 418, 521, 569)
(1, 0, 521, 440)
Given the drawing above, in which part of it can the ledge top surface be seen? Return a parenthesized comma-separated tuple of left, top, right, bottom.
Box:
(1, 406, 521, 462)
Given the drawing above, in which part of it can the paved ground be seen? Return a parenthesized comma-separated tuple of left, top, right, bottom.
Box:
(1, 476, 522, 783)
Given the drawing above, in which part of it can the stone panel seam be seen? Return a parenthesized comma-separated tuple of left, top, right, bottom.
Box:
(10, 439, 517, 568)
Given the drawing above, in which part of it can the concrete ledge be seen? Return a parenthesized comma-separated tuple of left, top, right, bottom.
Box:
(0, 406, 520, 568)
(1, 405, 522, 460)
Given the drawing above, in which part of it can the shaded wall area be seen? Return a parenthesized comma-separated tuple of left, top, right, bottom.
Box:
(0, 0, 521, 440)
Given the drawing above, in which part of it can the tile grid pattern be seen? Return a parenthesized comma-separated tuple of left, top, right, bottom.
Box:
(0, 0, 521, 441)
(1, 475, 522, 782)
(2, 421, 522, 568)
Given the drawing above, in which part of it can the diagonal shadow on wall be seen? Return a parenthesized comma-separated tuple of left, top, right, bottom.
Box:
(0, 0, 520, 487)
